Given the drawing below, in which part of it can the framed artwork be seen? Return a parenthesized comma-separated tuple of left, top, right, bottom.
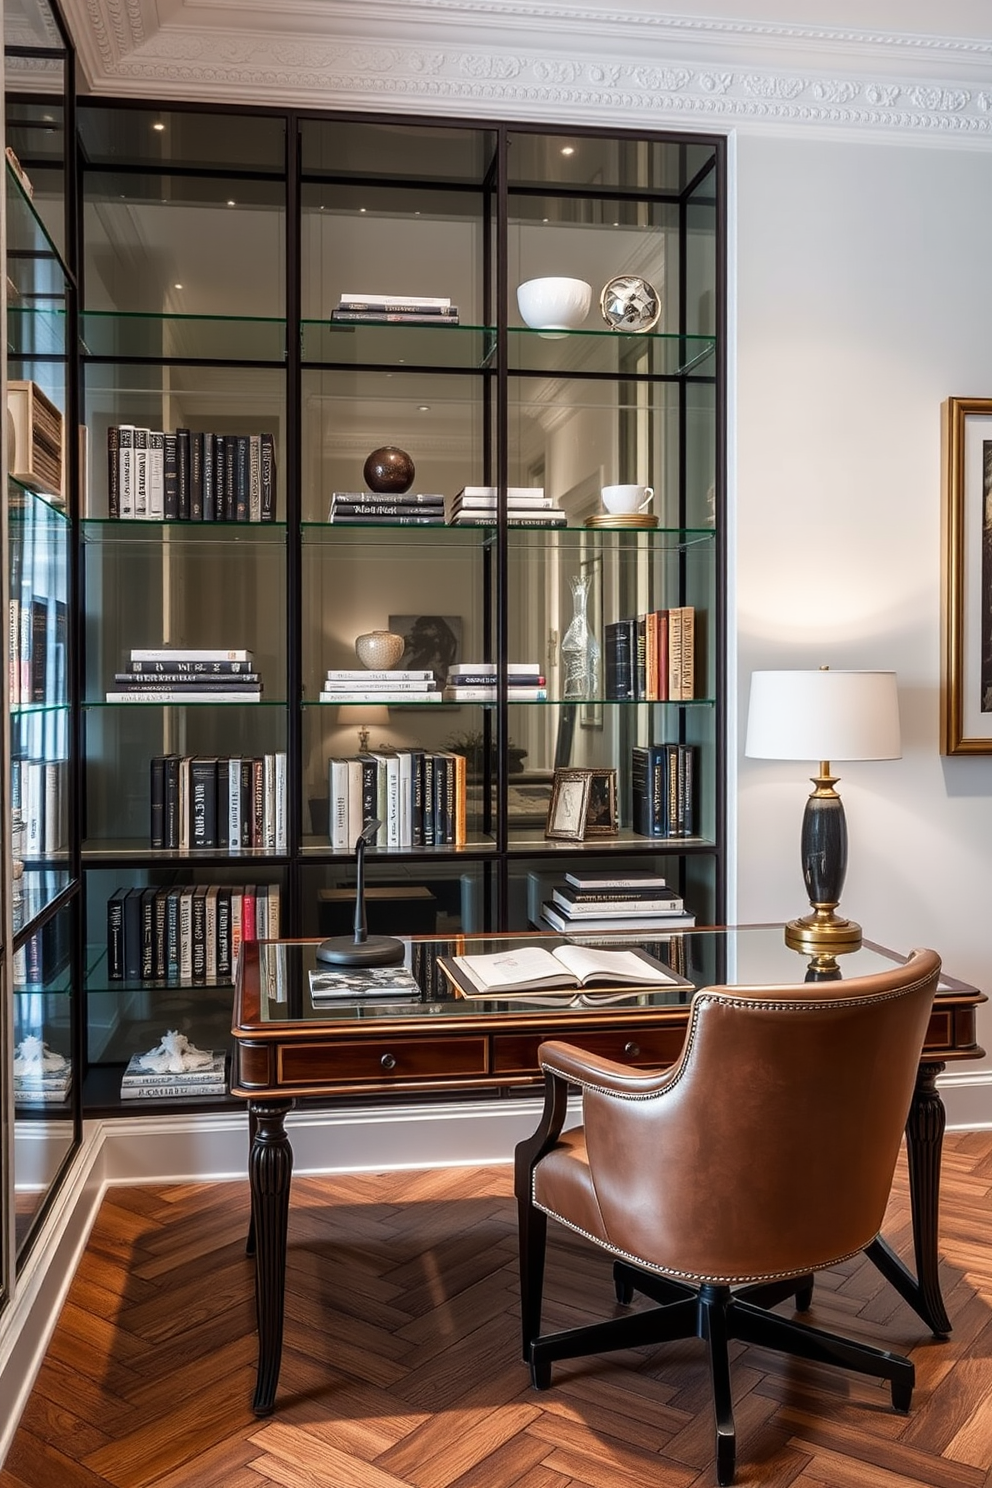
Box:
(544, 769, 592, 842)
(941, 397, 992, 753)
(389, 614, 462, 688)
(582, 767, 619, 835)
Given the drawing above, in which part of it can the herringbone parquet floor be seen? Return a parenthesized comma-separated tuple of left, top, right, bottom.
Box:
(2, 1131, 992, 1488)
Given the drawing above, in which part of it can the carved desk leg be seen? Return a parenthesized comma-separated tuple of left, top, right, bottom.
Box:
(248, 1099, 294, 1415)
(906, 1062, 951, 1336)
(246, 1106, 258, 1258)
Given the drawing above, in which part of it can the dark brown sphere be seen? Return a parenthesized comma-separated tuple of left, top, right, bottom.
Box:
(363, 446, 415, 494)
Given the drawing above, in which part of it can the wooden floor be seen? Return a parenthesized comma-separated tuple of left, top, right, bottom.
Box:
(3, 1132, 992, 1488)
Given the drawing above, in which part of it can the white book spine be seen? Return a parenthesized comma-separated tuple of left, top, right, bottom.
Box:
(274, 751, 287, 852)
(398, 751, 412, 850)
(23, 761, 43, 857)
(204, 886, 218, 983)
(329, 759, 349, 850)
(263, 753, 276, 849)
(346, 759, 364, 843)
(133, 427, 148, 517)
(179, 890, 193, 982)
(386, 756, 400, 847)
(118, 424, 134, 518)
(129, 648, 253, 662)
(148, 430, 165, 519)
(228, 756, 241, 849)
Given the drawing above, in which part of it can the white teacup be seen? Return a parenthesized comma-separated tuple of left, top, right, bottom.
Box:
(602, 484, 654, 515)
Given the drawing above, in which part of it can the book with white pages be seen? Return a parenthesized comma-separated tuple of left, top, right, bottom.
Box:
(437, 944, 692, 998)
(309, 965, 422, 1000)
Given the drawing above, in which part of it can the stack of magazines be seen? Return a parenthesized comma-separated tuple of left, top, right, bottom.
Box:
(106, 647, 261, 702)
(328, 492, 445, 525)
(330, 292, 459, 325)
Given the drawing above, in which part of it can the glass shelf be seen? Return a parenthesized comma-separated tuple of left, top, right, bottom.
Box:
(303, 319, 494, 370)
(81, 839, 288, 862)
(299, 835, 497, 859)
(8, 479, 70, 520)
(10, 700, 70, 717)
(12, 869, 72, 936)
(80, 310, 287, 362)
(302, 523, 486, 550)
(81, 519, 287, 544)
(83, 699, 287, 709)
(506, 826, 716, 853)
(507, 326, 716, 379)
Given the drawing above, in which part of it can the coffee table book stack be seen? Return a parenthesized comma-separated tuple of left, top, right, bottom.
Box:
(330, 291, 460, 325)
(328, 492, 446, 525)
(320, 668, 440, 703)
(107, 648, 262, 702)
(447, 487, 566, 527)
(443, 662, 547, 702)
(120, 1049, 227, 1100)
(537, 869, 697, 934)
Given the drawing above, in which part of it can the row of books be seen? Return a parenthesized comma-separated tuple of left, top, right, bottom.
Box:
(534, 867, 696, 934)
(7, 495, 68, 708)
(631, 743, 697, 838)
(443, 661, 547, 702)
(328, 492, 446, 526)
(107, 426, 277, 522)
(11, 757, 69, 859)
(330, 292, 460, 326)
(121, 1047, 227, 1101)
(449, 486, 566, 528)
(106, 881, 280, 984)
(7, 380, 63, 500)
(108, 648, 262, 703)
(327, 749, 467, 850)
(13, 902, 72, 990)
(149, 752, 288, 851)
(604, 606, 696, 701)
(321, 668, 440, 704)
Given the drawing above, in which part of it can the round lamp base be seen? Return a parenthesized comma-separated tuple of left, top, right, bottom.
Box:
(784, 913, 863, 953)
(315, 934, 406, 967)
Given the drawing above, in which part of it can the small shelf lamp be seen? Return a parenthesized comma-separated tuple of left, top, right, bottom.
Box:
(337, 704, 389, 753)
(744, 668, 902, 952)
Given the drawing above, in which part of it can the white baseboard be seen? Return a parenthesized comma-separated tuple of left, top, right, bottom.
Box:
(1, 1071, 988, 1469)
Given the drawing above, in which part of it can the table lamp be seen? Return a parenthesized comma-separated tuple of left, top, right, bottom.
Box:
(744, 668, 901, 951)
(315, 818, 405, 966)
(337, 704, 389, 753)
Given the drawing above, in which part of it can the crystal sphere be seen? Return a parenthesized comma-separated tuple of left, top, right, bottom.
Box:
(363, 446, 415, 494)
(355, 630, 405, 669)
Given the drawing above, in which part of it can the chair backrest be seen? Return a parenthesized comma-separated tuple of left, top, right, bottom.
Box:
(580, 947, 941, 1285)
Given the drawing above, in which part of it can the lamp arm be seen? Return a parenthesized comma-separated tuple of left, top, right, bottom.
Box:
(353, 834, 368, 944)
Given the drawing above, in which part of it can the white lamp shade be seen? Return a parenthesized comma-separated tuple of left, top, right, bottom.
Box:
(745, 670, 902, 762)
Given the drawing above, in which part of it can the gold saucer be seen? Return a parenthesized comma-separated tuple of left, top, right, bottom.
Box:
(585, 512, 659, 529)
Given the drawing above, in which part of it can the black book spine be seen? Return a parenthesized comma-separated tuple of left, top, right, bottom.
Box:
(150, 756, 165, 848)
(190, 431, 204, 520)
(190, 757, 217, 849)
(153, 889, 169, 979)
(635, 615, 647, 700)
(252, 759, 264, 847)
(214, 436, 227, 521)
(191, 887, 207, 985)
(123, 888, 143, 981)
(223, 435, 236, 520)
(107, 888, 126, 980)
(260, 432, 275, 521)
(166, 890, 181, 980)
(176, 427, 191, 519)
(164, 754, 181, 849)
(107, 425, 120, 517)
(130, 659, 255, 675)
(235, 435, 249, 521)
(680, 744, 695, 837)
(410, 750, 424, 848)
(163, 433, 178, 519)
(240, 759, 253, 847)
(359, 757, 377, 841)
(422, 753, 435, 846)
(202, 432, 215, 521)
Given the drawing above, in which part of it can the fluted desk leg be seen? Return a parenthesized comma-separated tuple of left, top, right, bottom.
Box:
(248, 1099, 294, 1415)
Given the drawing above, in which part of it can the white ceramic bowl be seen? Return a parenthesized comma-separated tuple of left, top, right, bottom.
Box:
(516, 277, 592, 333)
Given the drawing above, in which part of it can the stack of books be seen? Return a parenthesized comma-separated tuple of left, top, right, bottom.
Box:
(7, 380, 64, 501)
(631, 743, 697, 838)
(12, 1040, 72, 1106)
(107, 648, 262, 702)
(320, 668, 441, 704)
(330, 292, 460, 325)
(107, 426, 276, 522)
(443, 662, 547, 701)
(537, 868, 696, 934)
(447, 487, 566, 527)
(149, 752, 287, 851)
(326, 749, 466, 849)
(106, 882, 279, 984)
(120, 1049, 227, 1101)
(328, 492, 446, 525)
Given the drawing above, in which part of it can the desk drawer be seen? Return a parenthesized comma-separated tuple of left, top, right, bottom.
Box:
(493, 1025, 685, 1077)
(279, 1035, 488, 1086)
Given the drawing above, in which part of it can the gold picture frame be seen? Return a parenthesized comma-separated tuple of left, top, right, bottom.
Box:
(941, 397, 992, 753)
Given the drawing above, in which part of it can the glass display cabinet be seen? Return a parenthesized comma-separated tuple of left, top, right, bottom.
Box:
(74, 101, 725, 1114)
(3, 0, 80, 1273)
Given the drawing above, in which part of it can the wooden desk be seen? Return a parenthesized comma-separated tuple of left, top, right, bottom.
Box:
(231, 928, 985, 1415)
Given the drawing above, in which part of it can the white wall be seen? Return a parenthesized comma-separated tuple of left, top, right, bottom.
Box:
(735, 134, 992, 1093)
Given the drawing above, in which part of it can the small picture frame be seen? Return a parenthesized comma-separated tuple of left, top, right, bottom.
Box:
(583, 768, 619, 836)
(544, 769, 592, 842)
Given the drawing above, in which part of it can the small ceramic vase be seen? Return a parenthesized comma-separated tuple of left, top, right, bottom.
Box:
(355, 630, 405, 669)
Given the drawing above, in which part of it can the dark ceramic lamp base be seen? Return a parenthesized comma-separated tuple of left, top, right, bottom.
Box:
(784, 769, 862, 952)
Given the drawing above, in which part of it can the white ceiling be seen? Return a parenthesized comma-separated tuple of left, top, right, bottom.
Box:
(44, 0, 992, 143)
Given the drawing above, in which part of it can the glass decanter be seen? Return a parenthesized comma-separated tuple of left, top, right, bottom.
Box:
(561, 572, 600, 700)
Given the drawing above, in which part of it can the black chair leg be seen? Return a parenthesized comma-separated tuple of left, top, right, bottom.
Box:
(700, 1287, 737, 1487)
(739, 1274, 814, 1312)
(518, 1197, 548, 1363)
(530, 1295, 699, 1390)
(613, 1259, 695, 1308)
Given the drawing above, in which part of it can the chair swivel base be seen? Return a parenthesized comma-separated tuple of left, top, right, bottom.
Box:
(528, 1278, 914, 1488)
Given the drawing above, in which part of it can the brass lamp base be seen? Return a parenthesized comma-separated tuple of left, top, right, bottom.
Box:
(784, 910, 863, 953)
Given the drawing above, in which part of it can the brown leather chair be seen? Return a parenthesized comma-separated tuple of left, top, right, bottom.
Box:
(514, 946, 941, 1486)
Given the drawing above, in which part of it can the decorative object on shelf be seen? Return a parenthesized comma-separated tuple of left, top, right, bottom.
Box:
(135, 1030, 217, 1074)
(561, 573, 600, 700)
(13, 1035, 67, 1079)
(390, 613, 461, 687)
(585, 512, 658, 529)
(582, 768, 619, 835)
(315, 818, 406, 967)
(745, 667, 902, 952)
(363, 445, 415, 493)
(601, 483, 654, 516)
(940, 396, 992, 753)
(544, 768, 592, 841)
(600, 274, 661, 332)
(336, 703, 390, 753)
(516, 277, 592, 337)
(354, 630, 405, 670)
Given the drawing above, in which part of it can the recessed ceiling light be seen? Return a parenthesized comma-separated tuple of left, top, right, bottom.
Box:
(561, 146, 575, 156)
(542, 217, 549, 224)
(417, 405, 431, 413)
(152, 121, 165, 132)
(227, 199, 236, 207)
(359, 207, 367, 213)
(173, 282, 183, 290)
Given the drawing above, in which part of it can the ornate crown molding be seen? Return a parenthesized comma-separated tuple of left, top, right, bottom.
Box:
(68, 1, 992, 146)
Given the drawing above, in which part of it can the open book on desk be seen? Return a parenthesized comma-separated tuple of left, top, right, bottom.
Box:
(437, 944, 693, 999)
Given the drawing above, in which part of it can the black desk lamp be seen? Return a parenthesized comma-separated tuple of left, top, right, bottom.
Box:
(314, 818, 405, 966)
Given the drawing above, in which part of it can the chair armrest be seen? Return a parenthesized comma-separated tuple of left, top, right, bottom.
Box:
(538, 1039, 680, 1097)
(513, 1065, 570, 1202)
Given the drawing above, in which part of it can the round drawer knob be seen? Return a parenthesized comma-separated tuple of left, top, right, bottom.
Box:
(624, 1041, 640, 1058)
(380, 1053, 397, 1071)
